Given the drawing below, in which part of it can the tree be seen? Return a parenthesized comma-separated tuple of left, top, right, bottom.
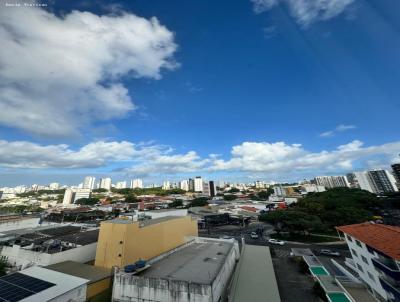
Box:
(124, 194, 138, 203)
(75, 197, 99, 205)
(228, 187, 240, 193)
(189, 197, 209, 207)
(257, 187, 274, 200)
(0, 258, 8, 276)
(169, 199, 183, 208)
(93, 188, 108, 193)
(223, 194, 237, 201)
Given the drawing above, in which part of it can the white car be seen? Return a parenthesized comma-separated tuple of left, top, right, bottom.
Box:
(268, 238, 285, 245)
(250, 232, 259, 239)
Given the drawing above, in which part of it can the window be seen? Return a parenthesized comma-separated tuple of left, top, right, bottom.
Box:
(356, 240, 362, 247)
(346, 235, 353, 242)
(361, 255, 368, 264)
(368, 272, 375, 282)
(118, 254, 122, 257)
(367, 246, 375, 255)
(352, 249, 358, 257)
(357, 263, 363, 272)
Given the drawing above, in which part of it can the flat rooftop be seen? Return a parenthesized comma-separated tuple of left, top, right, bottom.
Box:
(104, 216, 186, 227)
(138, 240, 233, 284)
(46, 261, 112, 283)
(229, 244, 281, 302)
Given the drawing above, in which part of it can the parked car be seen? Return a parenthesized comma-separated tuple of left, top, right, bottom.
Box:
(320, 249, 341, 257)
(268, 238, 285, 245)
(250, 232, 259, 239)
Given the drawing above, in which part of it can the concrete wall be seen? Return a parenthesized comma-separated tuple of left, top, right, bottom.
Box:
(0, 217, 41, 232)
(95, 216, 198, 269)
(1, 242, 97, 270)
(49, 284, 87, 302)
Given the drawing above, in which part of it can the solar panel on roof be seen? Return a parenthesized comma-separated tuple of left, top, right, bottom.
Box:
(0, 273, 55, 302)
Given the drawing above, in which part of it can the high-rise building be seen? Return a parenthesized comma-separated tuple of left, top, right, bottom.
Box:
(391, 163, 400, 188)
(367, 170, 398, 194)
(130, 179, 143, 189)
(62, 188, 74, 206)
(162, 181, 170, 190)
(209, 181, 216, 197)
(99, 177, 112, 191)
(83, 176, 96, 190)
(116, 181, 127, 189)
(314, 176, 349, 189)
(179, 180, 189, 191)
(346, 172, 375, 193)
(188, 178, 195, 191)
(202, 182, 210, 196)
(73, 189, 91, 202)
(194, 176, 203, 192)
(49, 182, 60, 190)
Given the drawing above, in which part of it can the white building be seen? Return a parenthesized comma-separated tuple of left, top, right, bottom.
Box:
(99, 177, 112, 191)
(49, 182, 60, 190)
(179, 180, 189, 191)
(0, 266, 88, 302)
(301, 184, 326, 194)
(347, 172, 375, 193)
(367, 170, 398, 194)
(194, 176, 203, 192)
(73, 188, 91, 202)
(116, 181, 127, 189)
(202, 181, 211, 196)
(83, 176, 96, 190)
(162, 181, 170, 190)
(337, 222, 400, 301)
(130, 179, 143, 189)
(63, 188, 74, 206)
(315, 175, 349, 189)
(112, 237, 239, 302)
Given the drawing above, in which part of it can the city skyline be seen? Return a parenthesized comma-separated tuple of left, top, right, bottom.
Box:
(1, 0, 400, 186)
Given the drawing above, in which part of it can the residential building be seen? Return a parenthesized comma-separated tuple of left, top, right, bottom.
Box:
(314, 176, 349, 189)
(49, 182, 60, 190)
(209, 180, 217, 197)
(99, 177, 112, 191)
(62, 188, 74, 206)
(162, 181, 170, 190)
(301, 184, 326, 194)
(130, 178, 143, 189)
(202, 181, 211, 196)
(116, 181, 127, 189)
(194, 176, 203, 192)
(337, 222, 400, 301)
(189, 178, 195, 191)
(347, 172, 375, 193)
(392, 164, 400, 188)
(112, 237, 239, 302)
(83, 176, 96, 190)
(73, 188, 91, 202)
(368, 170, 398, 194)
(179, 179, 189, 191)
(95, 216, 198, 269)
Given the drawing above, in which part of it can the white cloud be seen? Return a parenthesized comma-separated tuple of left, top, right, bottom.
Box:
(319, 124, 356, 137)
(0, 5, 177, 137)
(250, 0, 355, 26)
(0, 140, 136, 168)
(0, 139, 398, 178)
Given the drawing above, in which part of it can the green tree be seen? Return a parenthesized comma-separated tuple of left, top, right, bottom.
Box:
(124, 194, 138, 203)
(0, 258, 8, 276)
(189, 197, 209, 207)
(75, 197, 99, 205)
(169, 199, 183, 208)
(93, 188, 108, 193)
(223, 194, 237, 201)
(257, 188, 274, 200)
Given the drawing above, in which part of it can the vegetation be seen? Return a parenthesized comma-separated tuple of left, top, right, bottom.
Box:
(16, 189, 65, 197)
(124, 194, 138, 203)
(260, 188, 381, 235)
(93, 188, 108, 193)
(169, 199, 183, 208)
(0, 258, 9, 276)
(227, 187, 240, 193)
(223, 194, 237, 201)
(112, 187, 186, 196)
(75, 197, 100, 205)
(0, 205, 44, 214)
(257, 187, 274, 200)
(189, 197, 209, 207)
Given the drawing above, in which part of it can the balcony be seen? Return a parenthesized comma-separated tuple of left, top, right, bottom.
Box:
(372, 258, 400, 281)
(380, 276, 400, 302)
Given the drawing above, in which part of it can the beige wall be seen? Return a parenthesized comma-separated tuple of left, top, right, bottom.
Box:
(95, 216, 198, 268)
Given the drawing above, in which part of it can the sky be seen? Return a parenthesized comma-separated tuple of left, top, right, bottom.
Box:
(0, 0, 399, 186)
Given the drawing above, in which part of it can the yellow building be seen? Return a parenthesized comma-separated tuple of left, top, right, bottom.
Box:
(95, 216, 198, 269)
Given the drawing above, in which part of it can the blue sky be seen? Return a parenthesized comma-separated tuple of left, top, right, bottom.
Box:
(0, 0, 399, 186)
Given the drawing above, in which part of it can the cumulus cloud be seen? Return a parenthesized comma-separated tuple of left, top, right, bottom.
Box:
(320, 124, 356, 137)
(0, 140, 136, 168)
(0, 139, 398, 177)
(250, 0, 355, 26)
(0, 5, 177, 137)
(212, 140, 400, 174)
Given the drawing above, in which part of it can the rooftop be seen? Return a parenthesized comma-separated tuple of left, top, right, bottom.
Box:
(138, 240, 233, 284)
(336, 223, 400, 260)
(104, 216, 186, 227)
(229, 244, 281, 302)
(45, 261, 112, 283)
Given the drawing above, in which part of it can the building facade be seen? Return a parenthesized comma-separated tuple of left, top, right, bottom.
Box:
(368, 170, 398, 194)
(315, 176, 349, 189)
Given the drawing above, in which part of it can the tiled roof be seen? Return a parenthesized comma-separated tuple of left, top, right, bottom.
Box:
(336, 223, 400, 260)
(240, 206, 258, 212)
